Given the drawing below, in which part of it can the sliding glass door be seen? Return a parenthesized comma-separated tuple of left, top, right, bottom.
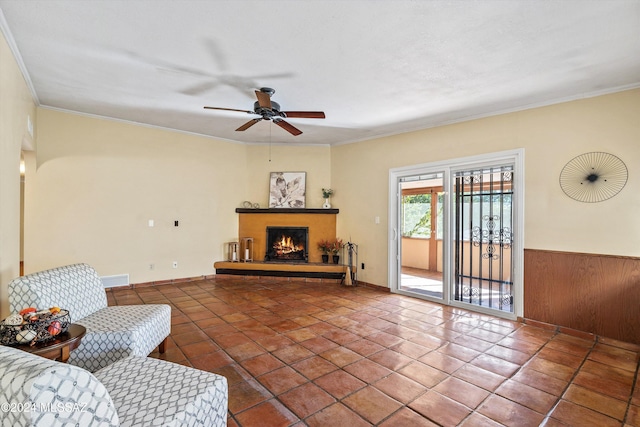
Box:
(389, 150, 523, 319)
(452, 166, 514, 313)
(398, 173, 444, 299)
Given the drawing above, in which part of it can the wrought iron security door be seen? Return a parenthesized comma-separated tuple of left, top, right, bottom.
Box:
(453, 166, 514, 313)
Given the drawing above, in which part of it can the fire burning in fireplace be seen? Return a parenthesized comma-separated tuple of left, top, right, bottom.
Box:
(273, 235, 304, 255)
(266, 227, 308, 262)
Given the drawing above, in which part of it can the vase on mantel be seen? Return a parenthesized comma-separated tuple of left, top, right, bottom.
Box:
(323, 198, 331, 209)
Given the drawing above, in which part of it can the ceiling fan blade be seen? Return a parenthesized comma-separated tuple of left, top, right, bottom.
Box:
(204, 106, 254, 114)
(255, 90, 272, 109)
(283, 111, 326, 119)
(181, 81, 220, 96)
(247, 72, 294, 80)
(236, 118, 262, 131)
(274, 119, 303, 136)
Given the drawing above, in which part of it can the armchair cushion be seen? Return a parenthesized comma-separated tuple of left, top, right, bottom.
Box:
(0, 345, 228, 427)
(0, 345, 119, 426)
(8, 264, 171, 372)
(95, 356, 228, 427)
(9, 263, 107, 321)
(70, 305, 171, 372)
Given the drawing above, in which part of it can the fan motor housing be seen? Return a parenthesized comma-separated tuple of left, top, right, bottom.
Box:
(253, 100, 282, 119)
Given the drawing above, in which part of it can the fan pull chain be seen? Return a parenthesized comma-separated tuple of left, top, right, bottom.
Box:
(269, 123, 272, 162)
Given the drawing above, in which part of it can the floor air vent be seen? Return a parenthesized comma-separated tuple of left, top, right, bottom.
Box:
(100, 274, 130, 288)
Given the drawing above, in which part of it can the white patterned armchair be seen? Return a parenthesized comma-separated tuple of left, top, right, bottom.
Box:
(8, 264, 170, 372)
(0, 345, 228, 427)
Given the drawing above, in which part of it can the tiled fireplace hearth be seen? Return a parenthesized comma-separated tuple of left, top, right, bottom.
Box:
(214, 208, 345, 279)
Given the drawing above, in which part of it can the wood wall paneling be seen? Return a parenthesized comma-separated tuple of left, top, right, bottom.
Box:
(524, 249, 640, 345)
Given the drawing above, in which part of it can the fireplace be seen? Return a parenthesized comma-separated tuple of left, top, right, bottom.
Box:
(265, 226, 308, 263)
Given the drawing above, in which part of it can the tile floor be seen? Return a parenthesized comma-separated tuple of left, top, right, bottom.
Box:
(107, 277, 640, 427)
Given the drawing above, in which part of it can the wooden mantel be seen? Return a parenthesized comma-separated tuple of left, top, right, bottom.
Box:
(236, 208, 339, 214)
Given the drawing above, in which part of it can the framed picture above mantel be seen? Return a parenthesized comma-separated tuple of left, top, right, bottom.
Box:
(269, 172, 306, 208)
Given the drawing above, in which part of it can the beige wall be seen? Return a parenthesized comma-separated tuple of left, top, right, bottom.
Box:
(24, 110, 333, 287)
(401, 237, 430, 269)
(0, 31, 37, 317)
(401, 238, 443, 273)
(402, 238, 510, 277)
(27, 109, 247, 283)
(333, 90, 640, 287)
(245, 143, 331, 209)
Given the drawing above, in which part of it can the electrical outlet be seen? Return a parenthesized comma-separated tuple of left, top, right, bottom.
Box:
(172, 261, 178, 268)
(149, 263, 154, 270)
(361, 263, 365, 270)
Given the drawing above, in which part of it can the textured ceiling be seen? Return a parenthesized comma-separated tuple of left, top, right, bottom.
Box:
(1, 0, 639, 145)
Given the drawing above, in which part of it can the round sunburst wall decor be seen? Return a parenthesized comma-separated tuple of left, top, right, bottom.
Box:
(559, 152, 628, 203)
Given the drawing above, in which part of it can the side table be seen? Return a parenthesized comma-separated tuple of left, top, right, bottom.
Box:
(17, 323, 86, 363)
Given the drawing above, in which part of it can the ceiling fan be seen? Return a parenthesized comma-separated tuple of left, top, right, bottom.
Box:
(204, 87, 325, 136)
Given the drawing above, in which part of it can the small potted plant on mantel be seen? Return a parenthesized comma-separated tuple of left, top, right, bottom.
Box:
(322, 188, 334, 209)
(317, 239, 332, 263)
(331, 238, 344, 264)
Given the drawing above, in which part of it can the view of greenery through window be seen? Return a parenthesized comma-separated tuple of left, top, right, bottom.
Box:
(404, 191, 512, 240)
(402, 193, 444, 238)
(402, 194, 431, 237)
